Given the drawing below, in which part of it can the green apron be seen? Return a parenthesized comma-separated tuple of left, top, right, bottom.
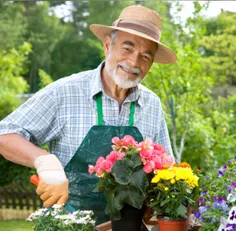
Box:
(64, 93, 143, 224)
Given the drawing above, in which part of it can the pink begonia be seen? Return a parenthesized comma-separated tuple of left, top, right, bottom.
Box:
(89, 136, 175, 178)
(140, 149, 153, 160)
(88, 165, 95, 174)
(106, 151, 125, 164)
(138, 138, 154, 150)
(100, 159, 113, 173)
(94, 165, 104, 177)
(143, 160, 155, 173)
(112, 135, 138, 150)
(153, 156, 164, 170)
(161, 154, 175, 167)
(153, 143, 166, 153)
(96, 156, 105, 165)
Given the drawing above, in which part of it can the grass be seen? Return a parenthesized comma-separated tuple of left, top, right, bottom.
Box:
(0, 220, 33, 231)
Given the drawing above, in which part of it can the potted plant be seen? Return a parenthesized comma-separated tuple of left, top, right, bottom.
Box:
(148, 162, 200, 231)
(26, 204, 96, 231)
(88, 135, 174, 231)
(193, 156, 236, 231)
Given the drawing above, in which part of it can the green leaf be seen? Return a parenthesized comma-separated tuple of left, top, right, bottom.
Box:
(176, 204, 187, 218)
(111, 159, 133, 185)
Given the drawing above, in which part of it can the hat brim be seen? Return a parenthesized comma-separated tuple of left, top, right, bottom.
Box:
(90, 24, 177, 64)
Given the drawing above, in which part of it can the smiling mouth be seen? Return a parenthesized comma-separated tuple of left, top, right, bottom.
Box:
(118, 65, 139, 76)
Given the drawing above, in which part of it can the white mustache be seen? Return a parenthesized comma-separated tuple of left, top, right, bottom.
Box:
(117, 62, 142, 76)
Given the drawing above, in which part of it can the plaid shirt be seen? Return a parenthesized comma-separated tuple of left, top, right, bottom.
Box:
(0, 62, 173, 166)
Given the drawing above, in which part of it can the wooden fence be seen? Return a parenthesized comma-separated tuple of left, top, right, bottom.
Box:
(0, 182, 43, 210)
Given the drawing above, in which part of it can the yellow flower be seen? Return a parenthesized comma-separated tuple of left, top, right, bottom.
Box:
(170, 179, 175, 184)
(164, 187, 169, 191)
(151, 174, 160, 183)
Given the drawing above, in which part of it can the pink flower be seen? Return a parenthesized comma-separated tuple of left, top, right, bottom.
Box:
(106, 151, 125, 164)
(153, 144, 166, 153)
(139, 138, 154, 150)
(111, 137, 120, 144)
(143, 161, 155, 173)
(88, 165, 95, 174)
(153, 156, 164, 170)
(96, 156, 105, 165)
(122, 135, 137, 146)
(94, 166, 104, 177)
(100, 159, 113, 173)
(162, 155, 175, 167)
(140, 149, 153, 160)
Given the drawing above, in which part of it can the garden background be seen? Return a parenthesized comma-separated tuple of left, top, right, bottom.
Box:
(0, 0, 236, 229)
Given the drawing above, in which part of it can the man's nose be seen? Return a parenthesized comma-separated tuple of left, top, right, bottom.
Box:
(128, 52, 140, 68)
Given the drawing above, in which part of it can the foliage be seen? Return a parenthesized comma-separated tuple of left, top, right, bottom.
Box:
(0, 220, 32, 231)
(0, 2, 27, 51)
(88, 135, 174, 219)
(201, 11, 236, 86)
(149, 162, 200, 220)
(0, 42, 31, 120)
(38, 69, 53, 88)
(193, 157, 236, 231)
(27, 205, 96, 231)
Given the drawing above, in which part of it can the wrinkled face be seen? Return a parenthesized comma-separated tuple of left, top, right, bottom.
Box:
(104, 31, 157, 89)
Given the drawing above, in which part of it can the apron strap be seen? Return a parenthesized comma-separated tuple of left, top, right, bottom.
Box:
(95, 93, 135, 126)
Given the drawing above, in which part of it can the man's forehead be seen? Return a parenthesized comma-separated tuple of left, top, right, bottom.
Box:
(116, 31, 157, 54)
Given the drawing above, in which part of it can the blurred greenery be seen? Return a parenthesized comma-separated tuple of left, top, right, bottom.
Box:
(0, 220, 32, 231)
(0, 0, 236, 185)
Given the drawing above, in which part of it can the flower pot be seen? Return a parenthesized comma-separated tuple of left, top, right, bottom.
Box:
(158, 219, 189, 231)
(111, 204, 144, 231)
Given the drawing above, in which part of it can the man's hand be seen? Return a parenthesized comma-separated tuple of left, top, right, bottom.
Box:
(34, 154, 69, 207)
(36, 177, 69, 208)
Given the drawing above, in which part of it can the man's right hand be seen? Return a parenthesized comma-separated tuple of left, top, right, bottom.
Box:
(34, 154, 69, 207)
(36, 177, 69, 208)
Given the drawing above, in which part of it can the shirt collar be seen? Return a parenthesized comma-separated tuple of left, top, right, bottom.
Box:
(90, 61, 144, 107)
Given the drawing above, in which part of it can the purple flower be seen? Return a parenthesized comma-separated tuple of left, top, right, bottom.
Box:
(199, 197, 205, 206)
(227, 185, 233, 194)
(194, 211, 201, 219)
(232, 182, 236, 187)
(228, 207, 236, 222)
(218, 170, 224, 177)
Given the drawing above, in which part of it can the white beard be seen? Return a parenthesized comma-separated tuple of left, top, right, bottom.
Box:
(105, 55, 142, 89)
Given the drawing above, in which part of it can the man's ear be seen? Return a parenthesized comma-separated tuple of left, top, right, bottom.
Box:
(103, 35, 111, 56)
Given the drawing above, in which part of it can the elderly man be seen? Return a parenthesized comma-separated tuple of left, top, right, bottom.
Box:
(0, 5, 176, 225)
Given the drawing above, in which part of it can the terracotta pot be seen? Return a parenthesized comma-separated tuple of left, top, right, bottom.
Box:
(158, 219, 189, 231)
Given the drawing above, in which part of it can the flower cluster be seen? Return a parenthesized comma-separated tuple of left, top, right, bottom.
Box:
(88, 135, 174, 177)
(149, 162, 200, 220)
(193, 157, 236, 231)
(27, 204, 96, 231)
(88, 135, 175, 219)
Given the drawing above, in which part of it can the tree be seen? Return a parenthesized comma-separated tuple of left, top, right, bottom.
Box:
(0, 2, 27, 51)
(201, 11, 236, 87)
(0, 42, 31, 119)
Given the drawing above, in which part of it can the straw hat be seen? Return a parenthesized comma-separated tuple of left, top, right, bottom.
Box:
(90, 5, 177, 64)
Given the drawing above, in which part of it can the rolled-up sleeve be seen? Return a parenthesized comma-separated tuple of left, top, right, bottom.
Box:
(0, 88, 62, 146)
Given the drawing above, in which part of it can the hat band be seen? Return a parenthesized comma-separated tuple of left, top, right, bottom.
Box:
(113, 19, 161, 41)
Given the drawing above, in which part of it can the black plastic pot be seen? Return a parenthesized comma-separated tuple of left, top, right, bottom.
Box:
(111, 204, 145, 231)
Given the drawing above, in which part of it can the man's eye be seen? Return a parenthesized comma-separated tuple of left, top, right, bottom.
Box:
(143, 55, 151, 61)
(123, 47, 130, 52)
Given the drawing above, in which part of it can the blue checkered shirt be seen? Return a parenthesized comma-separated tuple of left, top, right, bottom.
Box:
(0, 62, 173, 166)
